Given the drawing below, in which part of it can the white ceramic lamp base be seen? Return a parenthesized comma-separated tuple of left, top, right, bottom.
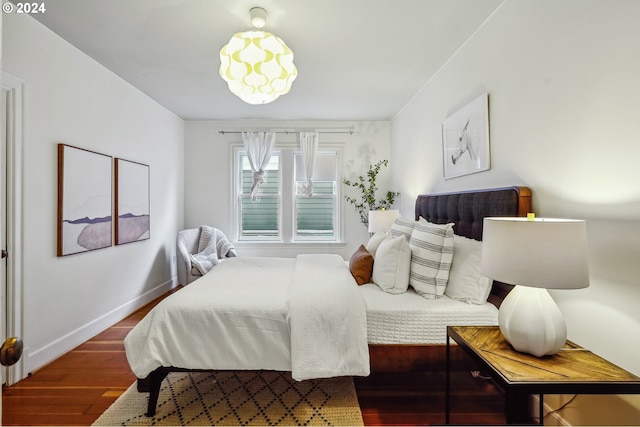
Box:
(498, 286, 567, 357)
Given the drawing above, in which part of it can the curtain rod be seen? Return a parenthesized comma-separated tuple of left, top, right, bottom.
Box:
(218, 129, 355, 135)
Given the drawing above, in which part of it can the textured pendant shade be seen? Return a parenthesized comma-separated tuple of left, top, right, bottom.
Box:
(219, 8, 297, 105)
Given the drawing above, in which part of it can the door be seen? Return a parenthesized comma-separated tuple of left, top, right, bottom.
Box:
(1, 73, 26, 386)
(1, 84, 8, 385)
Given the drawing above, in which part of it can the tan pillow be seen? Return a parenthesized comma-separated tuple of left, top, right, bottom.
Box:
(349, 244, 374, 285)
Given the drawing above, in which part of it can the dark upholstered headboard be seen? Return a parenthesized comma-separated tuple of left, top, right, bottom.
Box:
(415, 186, 532, 240)
(414, 186, 532, 307)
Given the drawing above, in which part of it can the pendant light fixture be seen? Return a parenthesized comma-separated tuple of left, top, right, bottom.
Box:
(219, 7, 298, 105)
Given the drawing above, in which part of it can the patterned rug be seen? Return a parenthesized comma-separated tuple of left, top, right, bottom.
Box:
(92, 370, 364, 426)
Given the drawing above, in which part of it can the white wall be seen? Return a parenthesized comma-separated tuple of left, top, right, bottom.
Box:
(2, 13, 184, 373)
(185, 120, 391, 258)
(392, 0, 640, 376)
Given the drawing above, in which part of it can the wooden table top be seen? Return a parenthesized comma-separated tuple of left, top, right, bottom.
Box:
(448, 326, 640, 385)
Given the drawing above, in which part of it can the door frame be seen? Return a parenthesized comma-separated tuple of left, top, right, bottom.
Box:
(2, 71, 26, 385)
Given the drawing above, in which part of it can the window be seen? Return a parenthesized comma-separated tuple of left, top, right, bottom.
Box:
(233, 146, 341, 242)
(294, 152, 338, 239)
(239, 154, 279, 238)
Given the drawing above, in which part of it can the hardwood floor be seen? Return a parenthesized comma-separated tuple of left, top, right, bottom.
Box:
(356, 371, 505, 425)
(2, 295, 159, 426)
(2, 291, 505, 426)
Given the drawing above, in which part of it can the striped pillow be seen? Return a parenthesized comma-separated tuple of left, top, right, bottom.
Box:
(389, 216, 415, 241)
(408, 218, 454, 299)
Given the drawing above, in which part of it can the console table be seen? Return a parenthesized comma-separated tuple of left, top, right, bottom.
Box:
(446, 326, 640, 425)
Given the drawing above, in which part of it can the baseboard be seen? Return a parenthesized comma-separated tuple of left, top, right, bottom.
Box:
(25, 278, 177, 375)
(532, 394, 640, 426)
(531, 394, 570, 426)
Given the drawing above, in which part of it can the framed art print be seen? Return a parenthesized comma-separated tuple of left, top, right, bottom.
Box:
(114, 158, 150, 245)
(442, 93, 490, 179)
(57, 144, 113, 256)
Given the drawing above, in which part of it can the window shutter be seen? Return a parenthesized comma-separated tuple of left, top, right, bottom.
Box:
(240, 159, 279, 238)
(296, 181, 335, 237)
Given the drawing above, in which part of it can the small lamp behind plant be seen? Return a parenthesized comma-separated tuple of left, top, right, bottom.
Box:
(343, 160, 400, 229)
(368, 209, 399, 235)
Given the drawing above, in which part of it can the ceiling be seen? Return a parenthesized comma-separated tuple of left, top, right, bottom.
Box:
(30, 0, 503, 121)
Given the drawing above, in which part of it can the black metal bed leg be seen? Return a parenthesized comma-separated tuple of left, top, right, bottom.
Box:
(140, 368, 170, 417)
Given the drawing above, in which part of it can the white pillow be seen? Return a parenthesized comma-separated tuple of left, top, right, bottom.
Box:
(366, 231, 389, 257)
(389, 216, 415, 241)
(445, 235, 493, 304)
(408, 218, 454, 299)
(372, 235, 411, 294)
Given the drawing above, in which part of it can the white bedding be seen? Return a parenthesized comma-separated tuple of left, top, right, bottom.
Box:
(360, 283, 498, 344)
(125, 255, 498, 380)
(124, 255, 370, 380)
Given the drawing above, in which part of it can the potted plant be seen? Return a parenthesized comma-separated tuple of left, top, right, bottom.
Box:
(343, 160, 400, 227)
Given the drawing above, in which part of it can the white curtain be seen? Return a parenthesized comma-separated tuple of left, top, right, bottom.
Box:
(299, 132, 319, 197)
(242, 131, 276, 201)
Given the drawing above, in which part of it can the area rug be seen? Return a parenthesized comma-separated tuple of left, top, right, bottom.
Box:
(92, 370, 364, 426)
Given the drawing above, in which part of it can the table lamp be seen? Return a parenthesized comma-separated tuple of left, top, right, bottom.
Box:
(481, 216, 590, 357)
(368, 209, 399, 234)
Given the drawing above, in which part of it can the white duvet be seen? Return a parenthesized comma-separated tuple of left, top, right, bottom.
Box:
(124, 255, 370, 381)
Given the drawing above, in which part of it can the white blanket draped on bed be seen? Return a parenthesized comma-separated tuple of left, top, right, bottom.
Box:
(288, 254, 370, 380)
(124, 254, 370, 381)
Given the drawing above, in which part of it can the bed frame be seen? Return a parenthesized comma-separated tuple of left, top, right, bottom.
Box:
(138, 186, 532, 416)
(368, 185, 532, 372)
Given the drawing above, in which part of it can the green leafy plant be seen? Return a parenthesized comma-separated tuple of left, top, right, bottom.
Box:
(343, 159, 400, 227)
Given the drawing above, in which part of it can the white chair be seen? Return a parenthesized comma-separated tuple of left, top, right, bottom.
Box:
(176, 227, 238, 285)
(176, 228, 202, 285)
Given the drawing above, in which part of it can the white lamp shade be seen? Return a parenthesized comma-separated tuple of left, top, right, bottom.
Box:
(368, 210, 399, 233)
(219, 30, 297, 105)
(482, 217, 589, 290)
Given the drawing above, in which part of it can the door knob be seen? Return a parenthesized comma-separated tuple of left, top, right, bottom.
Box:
(1, 249, 7, 259)
(1, 337, 23, 366)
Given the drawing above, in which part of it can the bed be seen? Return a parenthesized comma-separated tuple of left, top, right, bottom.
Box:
(125, 185, 531, 416)
(367, 185, 531, 371)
